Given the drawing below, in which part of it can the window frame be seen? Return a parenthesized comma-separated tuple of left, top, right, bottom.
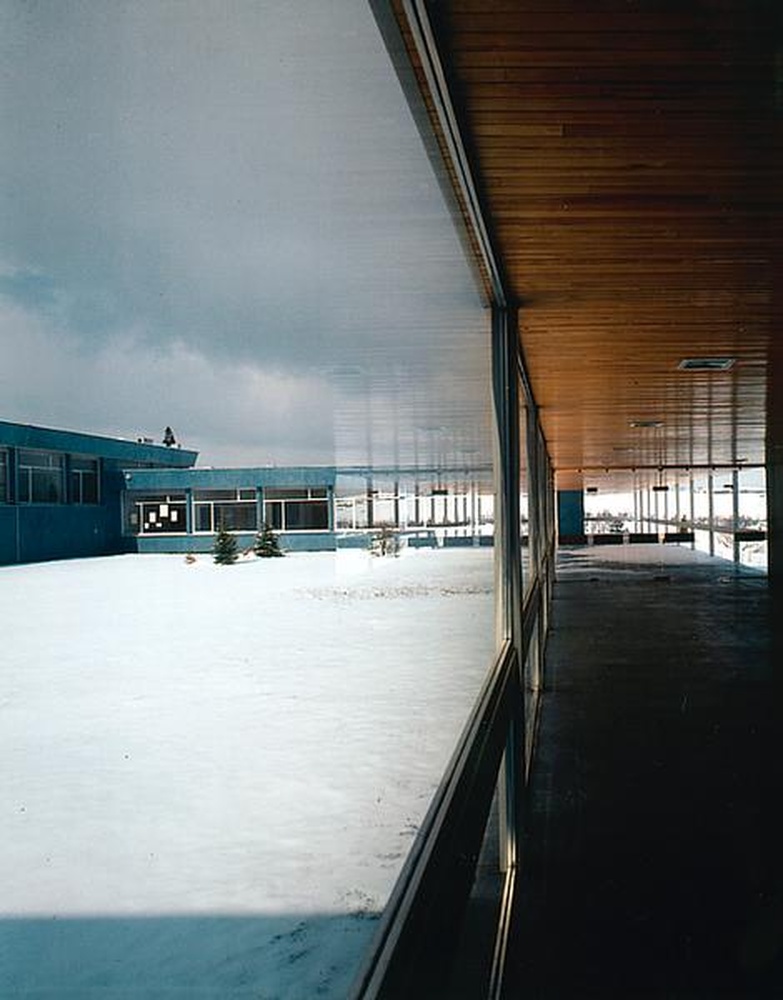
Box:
(16, 449, 66, 505)
(128, 493, 188, 535)
(70, 455, 101, 505)
(192, 488, 258, 534)
(263, 486, 330, 532)
(0, 448, 7, 504)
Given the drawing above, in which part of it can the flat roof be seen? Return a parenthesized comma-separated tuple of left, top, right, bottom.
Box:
(123, 466, 337, 490)
(0, 419, 198, 467)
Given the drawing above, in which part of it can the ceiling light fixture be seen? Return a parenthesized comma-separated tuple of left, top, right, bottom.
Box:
(630, 420, 663, 429)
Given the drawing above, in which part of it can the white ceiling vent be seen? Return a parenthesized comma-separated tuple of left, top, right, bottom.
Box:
(678, 357, 735, 371)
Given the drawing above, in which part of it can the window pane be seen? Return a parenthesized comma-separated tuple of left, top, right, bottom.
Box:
(195, 505, 212, 532)
(19, 450, 63, 469)
(265, 502, 283, 530)
(17, 451, 65, 503)
(140, 502, 186, 533)
(0, 451, 7, 502)
(284, 500, 328, 530)
(0, 8, 499, 996)
(70, 463, 99, 504)
(32, 469, 64, 503)
(265, 488, 307, 500)
(194, 490, 237, 501)
(214, 503, 256, 532)
(81, 474, 99, 504)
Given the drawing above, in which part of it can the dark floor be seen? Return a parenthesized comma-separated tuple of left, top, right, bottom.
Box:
(503, 545, 783, 999)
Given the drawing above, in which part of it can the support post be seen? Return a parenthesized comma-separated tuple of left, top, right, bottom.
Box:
(689, 470, 696, 550)
(367, 477, 375, 529)
(767, 338, 783, 590)
(675, 473, 681, 524)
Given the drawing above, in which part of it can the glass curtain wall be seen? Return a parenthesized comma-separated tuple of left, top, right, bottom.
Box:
(0, 4, 564, 1000)
(738, 467, 767, 570)
(630, 466, 769, 569)
(0, 5, 501, 1000)
(520, 400, 531, 590)
(435, 346, 554, 1000)
(712, 474, 736, 561)
(584, 486, 634, 535)
(521, 413, 555, 771)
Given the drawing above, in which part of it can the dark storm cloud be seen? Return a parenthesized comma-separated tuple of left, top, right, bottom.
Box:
(0, 0, 491, 466)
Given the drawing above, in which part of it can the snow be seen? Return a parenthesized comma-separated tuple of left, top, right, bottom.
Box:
(0, 548, 495, 998)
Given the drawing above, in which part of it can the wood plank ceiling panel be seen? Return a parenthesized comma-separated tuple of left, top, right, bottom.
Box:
(424, 0, 783, 488)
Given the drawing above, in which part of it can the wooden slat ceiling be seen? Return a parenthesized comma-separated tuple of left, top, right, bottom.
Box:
(403, 0, 783, 489)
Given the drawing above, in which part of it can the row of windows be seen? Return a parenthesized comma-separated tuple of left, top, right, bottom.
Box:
(126, 487, 331, 535)
(0, 448, 100, 505)
(265, 487, 329, 531)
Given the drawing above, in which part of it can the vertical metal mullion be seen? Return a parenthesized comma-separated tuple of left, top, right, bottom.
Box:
(708, 468, 715, 557)
(689, 469, 696, 549)
(492, 304, 522, 649)
(732, 468, 741, 564)
(492, 304, 523, 877)
(674, 471, 681, 524)
(633, 482, 639, 531)
(649, 484, 654, 531)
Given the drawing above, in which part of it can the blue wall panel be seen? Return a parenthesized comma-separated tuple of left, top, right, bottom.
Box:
(558, 490, 585, 539)
(13, 506, 122, 563)
(1, 419, 198, 565)
(135, 531, 336, 555)
(0, 508, 19, 564)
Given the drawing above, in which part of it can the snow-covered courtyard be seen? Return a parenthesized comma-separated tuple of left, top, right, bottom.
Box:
(1, 547, 495, 998)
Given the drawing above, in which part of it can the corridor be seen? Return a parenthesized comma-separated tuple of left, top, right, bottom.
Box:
(504, 545, 781, 998)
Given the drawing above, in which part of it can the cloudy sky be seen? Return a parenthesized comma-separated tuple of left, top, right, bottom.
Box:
(1, 0, 492, 469)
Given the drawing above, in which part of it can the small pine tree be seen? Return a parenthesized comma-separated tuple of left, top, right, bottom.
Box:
(370, 523, 400, 557)
(213, 524, 238, 565)
(254, 522, 284, 558)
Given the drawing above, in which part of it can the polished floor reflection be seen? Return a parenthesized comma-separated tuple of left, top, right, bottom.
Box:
(504, 545, 781, 998)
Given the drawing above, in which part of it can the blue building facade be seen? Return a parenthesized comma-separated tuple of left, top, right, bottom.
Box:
(0, 420, 197, 565)
(123, 466, 337, 554)
(2, 420, 484, 563)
